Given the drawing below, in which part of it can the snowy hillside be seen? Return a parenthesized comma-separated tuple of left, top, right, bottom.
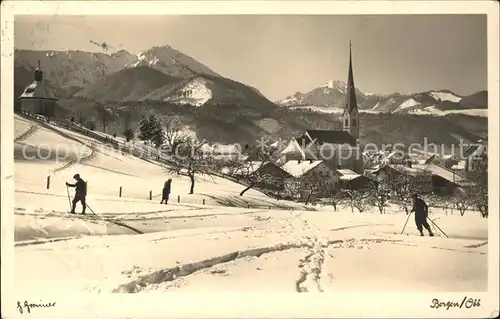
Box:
(163, 77, 214, 106)
(13, 114, 307, 216)
(429, 91, 463, 103)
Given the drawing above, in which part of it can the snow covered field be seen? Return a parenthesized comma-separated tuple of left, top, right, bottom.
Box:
(10, 114, 490, 298)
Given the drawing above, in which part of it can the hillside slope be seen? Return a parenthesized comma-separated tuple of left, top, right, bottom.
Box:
(74, 66, 183, 101)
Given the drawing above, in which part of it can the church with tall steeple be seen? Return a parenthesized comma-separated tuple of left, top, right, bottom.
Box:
(342, 41, 360, 143)
(279, 42, 364, 173)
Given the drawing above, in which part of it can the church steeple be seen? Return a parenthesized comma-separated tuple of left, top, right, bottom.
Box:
(346, 41, 358, 113)
(342, 41, 360, 140)
(34, 60, 43, 82)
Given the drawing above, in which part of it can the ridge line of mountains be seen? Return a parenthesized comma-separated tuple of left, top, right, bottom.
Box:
(276, 79, 487, 116)
(14, 45, 488, 147)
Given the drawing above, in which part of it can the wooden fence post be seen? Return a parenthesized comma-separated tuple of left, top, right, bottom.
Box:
(46, 176, 50, 189)
(149, 190, 152, 200)
(119, 186, 122, 197)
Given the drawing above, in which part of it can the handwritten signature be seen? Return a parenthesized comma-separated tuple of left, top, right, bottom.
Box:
(17, 300, 56, 314)
(430, 297, 481, 310)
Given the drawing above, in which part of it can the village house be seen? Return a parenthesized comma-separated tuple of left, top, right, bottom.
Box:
(281, 160, 339, 202)
(370, 162, 471, 196)
(280, 43, 364, 174)
(231, 161, 291, 192)
(337, 168, 377, 190)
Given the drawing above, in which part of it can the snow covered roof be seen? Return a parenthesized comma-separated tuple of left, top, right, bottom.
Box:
(337, 168, 361, 181)
(19, 81, 57, 100)
(413, 163, 467, 185)
(337, 168, 357, 176)
(305, 130, 356, 146)
(281, 160, 324, 178)
(386, 164, 423, 176)
(212, 144, 242, 155)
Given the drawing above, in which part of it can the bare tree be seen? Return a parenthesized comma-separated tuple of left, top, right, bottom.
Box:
(342, 189, 369, 213)
(368, 183, 390, 214)
(389, 166, 433, 214)
(228, 146, 283, 197)
(165, 138, 214, 195)
(330, 188, 347, 211)
(161, 116, 189, 154)
(94, 103, 114, 133)
(451, 188, 473, 216)
(467, 153, 488, 218)
(283, 170, 333, 206)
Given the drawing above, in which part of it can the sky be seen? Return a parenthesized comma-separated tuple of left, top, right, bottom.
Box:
(15, 15, 487, 100)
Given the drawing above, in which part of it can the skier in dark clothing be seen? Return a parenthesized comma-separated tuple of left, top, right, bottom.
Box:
(66, 174, 87, 214)
(161, 179, 172, 204)
(410, 193, 434, 236)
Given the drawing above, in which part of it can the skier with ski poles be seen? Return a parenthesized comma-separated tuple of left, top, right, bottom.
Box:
(66, 173, 87, 214)
(410, 193, 434, 237)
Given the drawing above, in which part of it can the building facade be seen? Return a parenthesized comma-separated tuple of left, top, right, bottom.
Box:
(18, 60, 58, 117)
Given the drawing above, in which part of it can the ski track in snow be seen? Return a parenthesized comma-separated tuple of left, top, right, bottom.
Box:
(111, 213, 487, 293)
(14, 124, 39, 142)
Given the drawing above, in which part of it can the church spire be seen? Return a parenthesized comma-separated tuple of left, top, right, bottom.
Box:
(345, 40, 358, 113)
(34, 59, 43, 82)
(342, 41, 360, 141)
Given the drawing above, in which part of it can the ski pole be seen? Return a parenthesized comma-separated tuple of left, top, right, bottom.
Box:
(401, 211, 412, 234)
(427, 217, 448, 238)
(85, 203, 99, 217)
(66, 185, 72, 211)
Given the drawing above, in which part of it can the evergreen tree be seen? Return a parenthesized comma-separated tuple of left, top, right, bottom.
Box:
(124, 128, 134, 142)
(138, 117, 152, 141)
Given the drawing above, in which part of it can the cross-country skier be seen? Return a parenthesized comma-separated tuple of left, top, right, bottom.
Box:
(160, 179, 172, 204)
(410, 193, 434, 236)
(66, 173, 87, 214)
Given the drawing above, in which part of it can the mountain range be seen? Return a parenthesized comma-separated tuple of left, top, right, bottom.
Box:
(14, 46, 275, 110)
(276, 79, 487, 116)
(14, 46, 488, 147)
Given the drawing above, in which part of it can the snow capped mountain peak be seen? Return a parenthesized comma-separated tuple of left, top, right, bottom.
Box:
(324, 79, 346, 90)
(136, 52, 146, 61)
(148, 56, 160, 66)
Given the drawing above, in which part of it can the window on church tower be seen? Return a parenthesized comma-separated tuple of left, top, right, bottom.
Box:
(352, 119, 357, 126)
(345, 119, 348, 126)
